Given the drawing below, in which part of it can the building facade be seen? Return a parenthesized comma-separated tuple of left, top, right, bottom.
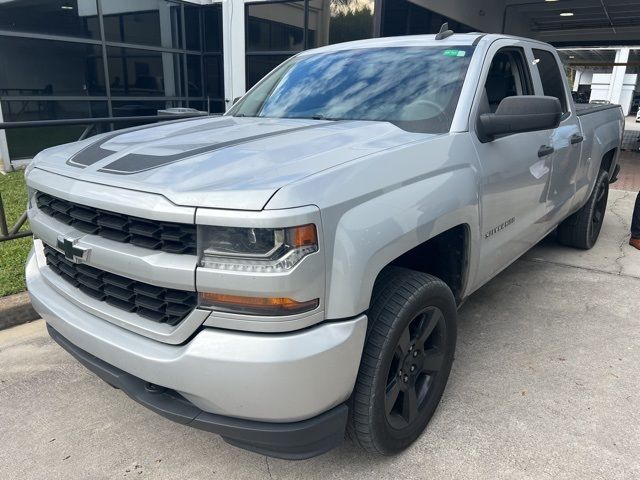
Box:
(1, 0, 638, 169)
(0, 0, 478, 167)
(561, 47, 640, 114)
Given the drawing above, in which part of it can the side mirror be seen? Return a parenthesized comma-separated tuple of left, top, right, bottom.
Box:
(478, 96, 562, 143)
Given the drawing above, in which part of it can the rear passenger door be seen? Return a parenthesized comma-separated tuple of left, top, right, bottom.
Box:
(531, 48, 583, 222)
(471, 41, 556, 284)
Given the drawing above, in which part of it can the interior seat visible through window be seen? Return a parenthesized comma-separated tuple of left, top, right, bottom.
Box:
(479, 48, 533, 116)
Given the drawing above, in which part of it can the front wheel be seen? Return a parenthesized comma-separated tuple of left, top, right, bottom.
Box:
(349, 267, 457, 455)
(557, 169, 609, 250)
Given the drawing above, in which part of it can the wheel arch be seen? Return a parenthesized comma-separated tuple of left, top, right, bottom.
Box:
(599, 147, 618, 179)
(381, 224, 470, 305)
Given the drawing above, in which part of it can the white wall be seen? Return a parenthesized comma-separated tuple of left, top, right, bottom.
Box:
(0, 103, 10, 172)
(589, 72, 637, 115)
(590, 73, 612, 103)
(620, 74, 638, 115)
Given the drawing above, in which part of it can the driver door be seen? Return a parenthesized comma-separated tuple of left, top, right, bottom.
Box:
(472, 43, 555, 284)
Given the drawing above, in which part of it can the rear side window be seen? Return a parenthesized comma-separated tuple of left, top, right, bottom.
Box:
(533, 48, 568, 112)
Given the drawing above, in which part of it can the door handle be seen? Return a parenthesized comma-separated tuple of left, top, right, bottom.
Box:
(538, 145, 554, 157)
(570, 134, 584, 145)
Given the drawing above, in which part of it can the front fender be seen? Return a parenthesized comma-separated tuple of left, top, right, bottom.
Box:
(324, 166, 480, 319)
(267, 132, 482, 320)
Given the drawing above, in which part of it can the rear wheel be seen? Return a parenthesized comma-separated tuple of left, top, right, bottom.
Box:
(557, 169, 609, 250)
(349, 267, 457, 455)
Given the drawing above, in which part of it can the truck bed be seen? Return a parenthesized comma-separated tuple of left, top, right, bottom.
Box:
(575, 103, 621, 116)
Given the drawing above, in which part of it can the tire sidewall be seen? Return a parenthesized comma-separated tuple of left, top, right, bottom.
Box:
(586, 171, 610, 248)
(368, 281, 457, 453)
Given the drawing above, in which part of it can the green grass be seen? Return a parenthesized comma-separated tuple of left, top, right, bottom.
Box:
(0, 170, 31, 297)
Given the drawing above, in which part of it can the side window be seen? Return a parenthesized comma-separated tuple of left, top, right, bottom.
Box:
(532, 48, 568, 112)
(481, 48, 534, 114)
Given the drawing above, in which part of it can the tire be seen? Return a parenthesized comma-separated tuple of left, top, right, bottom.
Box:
(349, 267, 457, 455)
(557, 169, 610, 250)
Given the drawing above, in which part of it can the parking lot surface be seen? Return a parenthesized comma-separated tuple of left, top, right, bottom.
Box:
(1, 190, 639, 480)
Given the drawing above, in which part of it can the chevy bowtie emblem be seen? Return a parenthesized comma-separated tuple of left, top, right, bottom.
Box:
(56, 235, 90, 263)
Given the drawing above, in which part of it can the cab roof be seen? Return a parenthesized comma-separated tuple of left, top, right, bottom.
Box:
(299, 33, 552, 56)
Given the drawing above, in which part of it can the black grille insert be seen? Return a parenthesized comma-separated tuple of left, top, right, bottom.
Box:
(44, 244, 197, 326)
(36, 191, 196, 255)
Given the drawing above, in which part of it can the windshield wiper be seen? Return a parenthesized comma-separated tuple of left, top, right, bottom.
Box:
(310, 114, 340, 121)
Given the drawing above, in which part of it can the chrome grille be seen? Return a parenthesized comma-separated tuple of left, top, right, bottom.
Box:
(36, 191, 196, 255)
(44, 244, 197, 326)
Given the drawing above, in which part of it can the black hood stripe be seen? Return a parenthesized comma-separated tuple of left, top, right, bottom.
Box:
(66, 117, 230, 168)
(97, 123, 334, 175)
(67, 131, 125, 168)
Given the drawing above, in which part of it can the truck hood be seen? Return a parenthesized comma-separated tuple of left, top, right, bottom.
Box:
(32, 116, 427, 210)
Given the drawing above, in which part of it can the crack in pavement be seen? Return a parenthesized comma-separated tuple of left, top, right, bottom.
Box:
(264, 456, 273, 480)
(522, 256, 640, 281)
(524, 191, 640, 280)
(609, 191, 632, 275)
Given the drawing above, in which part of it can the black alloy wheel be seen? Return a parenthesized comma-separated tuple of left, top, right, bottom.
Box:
(384, 307, 446, 429)
(589, 177, 608, 246)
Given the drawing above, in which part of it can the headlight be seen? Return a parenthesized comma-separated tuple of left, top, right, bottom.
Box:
(198, 224, 320, 315)
(198, 224, 318, 273)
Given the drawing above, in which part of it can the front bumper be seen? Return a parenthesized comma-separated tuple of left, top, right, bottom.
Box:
(27, 250, 366, 426)
(47, 324, 349, 459)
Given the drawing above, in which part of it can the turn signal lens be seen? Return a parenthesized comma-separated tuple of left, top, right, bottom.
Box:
(199, 292, 319, 316)
(290, 224, 317, 247)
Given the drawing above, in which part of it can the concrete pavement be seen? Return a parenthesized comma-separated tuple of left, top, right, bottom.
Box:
(1, 190, 639, 480)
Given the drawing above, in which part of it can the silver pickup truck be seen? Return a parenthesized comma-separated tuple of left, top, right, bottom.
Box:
(25, 33, 623, 459)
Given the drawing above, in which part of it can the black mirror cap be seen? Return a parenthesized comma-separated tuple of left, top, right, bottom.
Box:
(478, 96, 562, 143)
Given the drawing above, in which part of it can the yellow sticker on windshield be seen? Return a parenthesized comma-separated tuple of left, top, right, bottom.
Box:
(443, 49, 466, 57)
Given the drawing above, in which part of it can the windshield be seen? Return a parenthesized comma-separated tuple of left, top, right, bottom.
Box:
(228, 46, 475, 134)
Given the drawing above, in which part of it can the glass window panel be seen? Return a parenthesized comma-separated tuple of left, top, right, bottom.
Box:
(2, 100, 108, 159)
(204, 55, 224, 99)
(187, 54, 203, 97)
(234, 47, 474, 134)
(246, 54, 292, 89)
(111, 99, 183, 117)
(533, 49, 569, 112)
(381, 0, 475, 37)
(0, 0, 100, 39)
(102, 0, 182, 49)
(203, 5, 223, 52)
(107, 47, 184, 97)
(187, 99, 205, 111)
(188, 99, 224, 114)
(185, 5, 201, 51)
(0, 36, 105, 96)
(307, 0, 375, 47)
(246, 2, 305, 52)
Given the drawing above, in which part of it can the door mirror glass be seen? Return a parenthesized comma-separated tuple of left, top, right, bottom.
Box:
(478, 95, 562, 143)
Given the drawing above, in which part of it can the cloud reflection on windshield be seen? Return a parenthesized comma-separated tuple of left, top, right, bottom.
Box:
(255, 47, 473, 132)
